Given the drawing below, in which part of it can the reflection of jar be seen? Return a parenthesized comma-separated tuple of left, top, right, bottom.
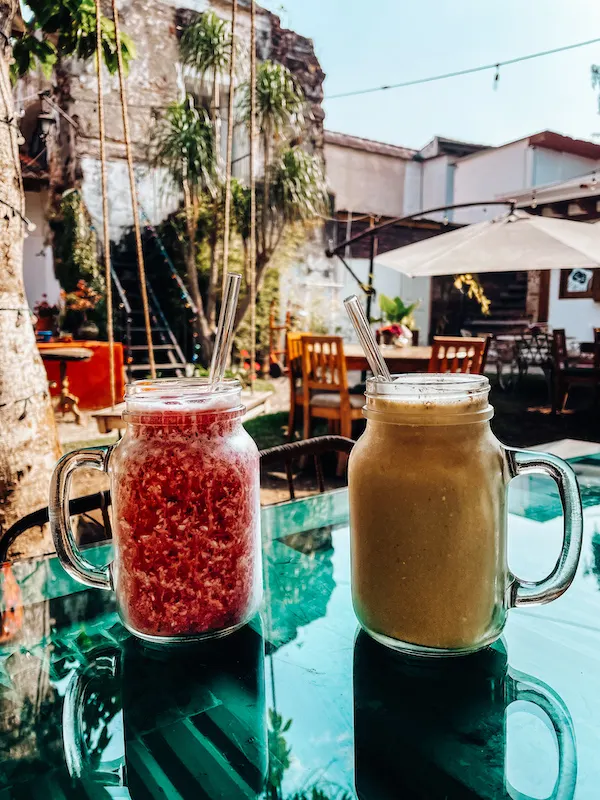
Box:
(63, 624, 267, 796)
(112, 380, 262, 641)
(354, 631, 577, 800)
(51, 379, 262, 644)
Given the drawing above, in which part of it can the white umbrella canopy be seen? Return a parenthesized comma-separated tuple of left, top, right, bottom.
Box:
(376, 210, 600, 277)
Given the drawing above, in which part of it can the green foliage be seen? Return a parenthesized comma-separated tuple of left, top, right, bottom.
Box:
(234, 263, 280, 356)
(378, 294, 420, 328)
(231, 177, 251, 240)
(267, 709, 292, 795)
(53, 190, 99, 292)
(241, 60, 305, 138)
(231, 151, 326, 241)
(11, 36, 56, 79)
(272, 147, 328, 222)
(11, 0, 135, 81)
(53, 190, 107, 336)
(179, 11, 231, 77)
(453, 273, 491, 315)
(153, 97, 215, 193)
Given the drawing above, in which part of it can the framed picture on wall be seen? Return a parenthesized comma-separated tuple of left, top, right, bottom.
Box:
(559, 268, 600, 299)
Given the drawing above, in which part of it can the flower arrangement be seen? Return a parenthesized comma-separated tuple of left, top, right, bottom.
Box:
(376, 295, 420, 346)
(33, 294, 60, 334)
(378, 295, 420, 329)
(60, 279, 102, 337)
(234, 350, 262, 385)
(62, 279, 101, 312)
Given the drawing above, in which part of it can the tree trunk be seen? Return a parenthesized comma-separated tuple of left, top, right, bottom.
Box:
(234, 251, 270, 330)
(182, 184, 213, 364)
(205, 204, 220, 328)
(206, 71, 221, 330)
(0, 0, 61, 554)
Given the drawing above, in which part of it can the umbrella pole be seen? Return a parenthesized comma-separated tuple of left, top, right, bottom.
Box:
(365, 220, 378, 324)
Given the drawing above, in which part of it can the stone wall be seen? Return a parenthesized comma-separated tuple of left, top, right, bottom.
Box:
(47, 0, 325, 236)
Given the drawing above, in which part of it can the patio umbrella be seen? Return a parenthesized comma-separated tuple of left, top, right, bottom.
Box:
(376, 209, 600, 276)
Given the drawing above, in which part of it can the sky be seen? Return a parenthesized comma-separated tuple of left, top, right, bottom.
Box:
(259, 0, 600, 150)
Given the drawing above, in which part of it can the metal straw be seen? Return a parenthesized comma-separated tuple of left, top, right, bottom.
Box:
(209, 272, 242, 386)
(344, 294, 392, 381)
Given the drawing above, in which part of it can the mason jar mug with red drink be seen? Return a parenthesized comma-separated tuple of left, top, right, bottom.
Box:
(49, 379, 262, 643)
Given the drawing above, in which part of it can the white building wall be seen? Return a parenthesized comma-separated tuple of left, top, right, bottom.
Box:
(80, 158, 181, 240)
(324, 143, 407, 217)
(22, 190, 61, 309)
(547, 269, 600, 341)
(402, 160, 422, 216)
(421, 155, 450, 221)
(532, 149, 600, 186)
(452, 141, 531, 224)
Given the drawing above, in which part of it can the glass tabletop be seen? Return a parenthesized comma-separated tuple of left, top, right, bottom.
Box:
(2, 456, 600, 799)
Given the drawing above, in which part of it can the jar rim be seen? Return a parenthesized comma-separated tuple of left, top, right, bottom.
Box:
(125, 377, 241, 410)
(366, 373, 489, 397)
(364, 373, 492, 425)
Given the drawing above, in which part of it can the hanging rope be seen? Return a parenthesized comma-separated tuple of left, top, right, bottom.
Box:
(222, 0, 237, 297)
(95, 0, 116, 409)
(110, 0, 156, 378)
(249, 0, 257, 395)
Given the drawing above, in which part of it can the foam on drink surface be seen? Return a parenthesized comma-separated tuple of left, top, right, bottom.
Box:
(366, 374, 491, 420)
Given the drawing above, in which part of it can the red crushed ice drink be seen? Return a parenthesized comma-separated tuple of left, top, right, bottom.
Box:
(109, 378, 262, 642)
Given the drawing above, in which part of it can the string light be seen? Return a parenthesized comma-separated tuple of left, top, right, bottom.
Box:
(0, 198, 35, 230)
(326, 35, 600, 100)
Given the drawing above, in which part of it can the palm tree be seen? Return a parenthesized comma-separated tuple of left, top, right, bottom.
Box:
(242, 61, 305, 257)
(232, 145, 327, 330)
(180, 11, 233, 326)
(154, 97, 216, 360)
(179, 10, 231, 169)
(0, 0, 133, 544)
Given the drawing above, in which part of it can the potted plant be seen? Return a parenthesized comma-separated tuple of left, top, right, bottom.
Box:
(377, 295, 420, 346)
(61, 280, 102, 339)
(33, 295, 60, 336)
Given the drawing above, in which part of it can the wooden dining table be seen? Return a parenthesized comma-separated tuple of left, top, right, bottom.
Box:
(344, 343, 432, 373)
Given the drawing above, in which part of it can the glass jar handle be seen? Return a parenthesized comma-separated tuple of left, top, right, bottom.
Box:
(49, 446, 113, 590)
(506, 668, 577, 800)
(505, 448, 583, 607)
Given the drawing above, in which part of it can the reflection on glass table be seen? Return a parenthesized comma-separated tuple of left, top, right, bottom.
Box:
(2, 454, 600, 797)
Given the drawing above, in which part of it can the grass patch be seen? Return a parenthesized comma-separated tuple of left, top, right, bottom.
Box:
(244, 412, 289, 450)
(250, 379, 275, 393)
(62, 436, 118, 455)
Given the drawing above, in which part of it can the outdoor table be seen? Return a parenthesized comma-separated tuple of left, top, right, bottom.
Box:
(38, 340, 125, 411)
(39, 346, 93, 423)
(344, 342, 432, 373)
(2, 455, 600, 796)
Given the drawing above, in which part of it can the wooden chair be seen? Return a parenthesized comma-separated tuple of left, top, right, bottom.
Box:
(286, 332, 306, 442)
(428, 336, 489, 375)
(551, 328, 600, 412)
(268, 301, 291, 377)
(301, 335, 364, 444)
